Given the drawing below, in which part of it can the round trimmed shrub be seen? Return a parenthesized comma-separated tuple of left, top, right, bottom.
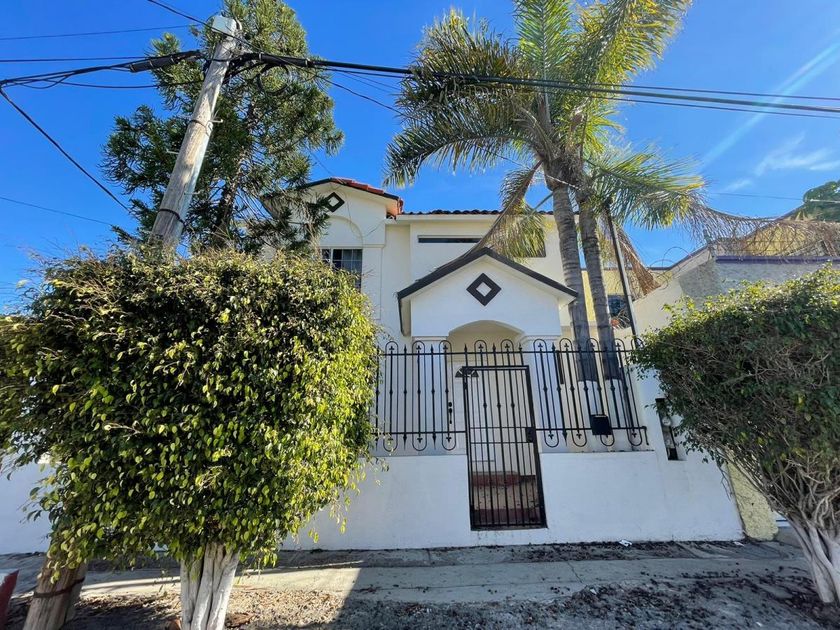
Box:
(0, 246, 377, 627)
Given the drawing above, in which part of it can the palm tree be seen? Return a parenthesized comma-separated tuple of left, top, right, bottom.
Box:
(384, 0, 691, 355)
(477, 145, 703, 377)
(578, 147, 703, 365)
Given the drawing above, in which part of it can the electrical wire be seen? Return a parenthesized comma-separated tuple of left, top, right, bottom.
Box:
(331, 66, 840, 106)
(708, 191, 840, 204)
(0, 51, 202, 89)
(17, 79, 202, 90)
(0, 25, 194, 42)
(0, 89, 129, 210)
(0, 196, 120, 227)
(251, 54, 840, 118)
(0, 56, 148, 63)
(145, 0, 204, 25)
(329, 68, 840, 120)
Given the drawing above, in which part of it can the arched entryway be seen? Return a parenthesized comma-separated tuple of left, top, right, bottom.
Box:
(444, 321, 547, 529)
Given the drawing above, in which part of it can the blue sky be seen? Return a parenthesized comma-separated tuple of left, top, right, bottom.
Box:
(2, 1, 840, 302)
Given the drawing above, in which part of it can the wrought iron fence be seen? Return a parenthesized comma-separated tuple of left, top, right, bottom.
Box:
(372, 338, 647, 454)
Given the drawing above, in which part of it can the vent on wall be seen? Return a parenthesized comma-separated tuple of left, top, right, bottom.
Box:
(418, 236, 481, 244)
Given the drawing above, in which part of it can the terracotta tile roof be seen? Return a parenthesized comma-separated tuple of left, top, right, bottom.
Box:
(401, 209, 552, 215)
(301, 177, 403, 215)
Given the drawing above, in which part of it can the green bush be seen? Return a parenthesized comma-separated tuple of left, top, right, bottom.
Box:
(635, 267, 840, 603)
(0, 247, 378, 569)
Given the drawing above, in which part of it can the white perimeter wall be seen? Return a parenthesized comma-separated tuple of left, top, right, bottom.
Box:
(287, 375, 743, 550)
(0, 462, 51, 553)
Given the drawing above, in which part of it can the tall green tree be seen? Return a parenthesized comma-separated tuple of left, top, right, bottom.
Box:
(793, 179, 840, 222)
(103, 0, 342, 252)
(384, 0, 691, 358)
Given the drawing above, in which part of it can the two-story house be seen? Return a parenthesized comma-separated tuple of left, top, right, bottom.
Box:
(282, 178, 744, 550)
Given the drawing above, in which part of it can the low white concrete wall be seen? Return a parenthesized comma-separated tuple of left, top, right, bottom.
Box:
(288, 373, 743, 551)
(0, 463, 51, 553)
(1, 373, 743, 553)
(287, 446, 742, 551)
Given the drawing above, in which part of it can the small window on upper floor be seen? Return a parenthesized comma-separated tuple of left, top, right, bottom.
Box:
(321, 248, 362, 290)
(417, 235, 546, 257)
(418, 236, 481, 244)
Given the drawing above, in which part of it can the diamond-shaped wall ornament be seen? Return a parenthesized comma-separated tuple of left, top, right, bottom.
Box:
(324, 192, 345, 212)
(467, 273, 501, 306)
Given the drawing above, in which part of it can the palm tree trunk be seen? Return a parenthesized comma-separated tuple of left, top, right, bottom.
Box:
(578, 201, 619, 379)
(549, 182, 589, 339)
(548, 177, 597, 380)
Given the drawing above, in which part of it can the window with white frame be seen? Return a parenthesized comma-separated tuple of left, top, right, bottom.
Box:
(321, 248, 363, 289)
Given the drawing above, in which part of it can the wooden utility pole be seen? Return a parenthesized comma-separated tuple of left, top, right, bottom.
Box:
(150, 15, 240, 247)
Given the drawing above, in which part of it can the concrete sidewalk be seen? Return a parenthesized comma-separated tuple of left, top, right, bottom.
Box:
(3, 539, 807, 605)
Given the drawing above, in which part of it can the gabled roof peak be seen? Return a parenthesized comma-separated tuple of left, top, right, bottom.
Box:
(301, 177, 403, 215)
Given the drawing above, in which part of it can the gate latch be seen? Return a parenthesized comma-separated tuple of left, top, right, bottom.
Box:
(524, 427, 536, 443)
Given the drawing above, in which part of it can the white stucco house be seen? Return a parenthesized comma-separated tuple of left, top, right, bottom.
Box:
(282, 177, 745, 550)
(16, 177, 829, 553)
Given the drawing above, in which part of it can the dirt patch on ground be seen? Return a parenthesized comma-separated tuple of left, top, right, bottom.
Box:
(8, 573, 838, 629)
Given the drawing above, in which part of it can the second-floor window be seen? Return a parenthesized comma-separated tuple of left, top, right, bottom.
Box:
(321, 248, 363, 289)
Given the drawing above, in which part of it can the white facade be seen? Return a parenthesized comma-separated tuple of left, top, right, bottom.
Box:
(285, 179, 744, 550)
(0, 179, 751, 553)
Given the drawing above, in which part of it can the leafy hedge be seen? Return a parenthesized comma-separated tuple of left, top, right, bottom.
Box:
(634, 267, 840, 528)
(0, 247, 378, 569)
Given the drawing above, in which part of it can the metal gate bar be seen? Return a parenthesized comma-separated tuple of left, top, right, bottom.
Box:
(461, 364, 547, 530)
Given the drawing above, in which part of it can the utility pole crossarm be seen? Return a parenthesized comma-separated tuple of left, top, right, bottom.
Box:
(150, 15, 240, 248)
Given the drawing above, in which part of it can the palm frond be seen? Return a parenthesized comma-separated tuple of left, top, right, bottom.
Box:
(384, 105, 527, 187)
(586, 145, 704, 229)
(558, 0, 691, 144)
(384, 10, 534, 186)
(681, 205, 840, 258)
(477, 163, 545, 258)
(572, 0, 690, 87)
(515, 0, 575, 81)
(597, 217, 661, 295)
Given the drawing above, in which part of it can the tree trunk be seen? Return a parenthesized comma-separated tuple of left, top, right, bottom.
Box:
(548, 177, 597, 381)
(789, 517, 840, 604)
(180, 542, 240, 630)
(578, 202, 620, 379)
(207, 101, 258, 249)
(23, 559, 86, 630)
(549, 181, 589, 342)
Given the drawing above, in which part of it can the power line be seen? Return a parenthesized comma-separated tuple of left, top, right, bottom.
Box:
(0, 196, 120, 227)
(0, 88, 128, 210)
(708, 190, 840, 204)
(251, 54, 840, 118)
(0, 56, 147, 63)
(18, 79, 201, 90)
(334, 66, 840, 106)
(145, 0, 204, 25)
(0, 25, 194, 42)
(144, 0, 255, 52)
(322, 66, 840, 120)
(0, 51, 202, 88)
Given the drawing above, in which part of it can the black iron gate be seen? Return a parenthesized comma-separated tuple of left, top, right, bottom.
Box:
(459, 364, 547, 529)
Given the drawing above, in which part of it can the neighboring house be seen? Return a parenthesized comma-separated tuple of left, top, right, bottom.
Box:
(634, 241, 839, 540)
(284, 178, 744, 550)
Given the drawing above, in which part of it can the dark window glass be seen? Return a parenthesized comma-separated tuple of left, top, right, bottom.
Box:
(418, 236, 481, 244)
(608, 294, 631, 329)
(321, 248, 362, 289)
